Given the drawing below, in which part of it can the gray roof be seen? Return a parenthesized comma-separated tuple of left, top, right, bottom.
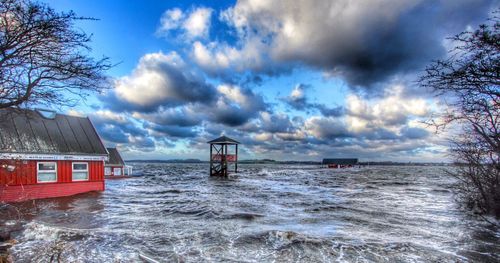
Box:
(105, 148, 125, 166)
(207, 135, 240, 144)
(0, 108, 107, 155)
(322, 158, 358, 165)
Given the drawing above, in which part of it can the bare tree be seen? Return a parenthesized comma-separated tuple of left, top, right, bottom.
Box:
(420, 13, 499, 218)
(0, 0, 111, 109)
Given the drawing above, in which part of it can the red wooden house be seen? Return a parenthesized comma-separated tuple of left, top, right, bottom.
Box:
(0, 108, 108, 202)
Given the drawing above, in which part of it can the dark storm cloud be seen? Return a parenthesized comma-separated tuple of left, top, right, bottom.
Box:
(280, 84, 312, 111)
(209, 109, 252, 126)
(206, 85, 269, 126)
(325, 0, 459, 87)
(138, 107, 202, 127)
(361, 128, 400, 141)
(146, 123, 198, 138)
(130, 136, 156, 149)
(97, 125, 129, 144)
(305, 117, 350, 140)
(218, 0, 496, 89)
(89, 111, 157, 151)
(316, 105, 344, 117)
(259, 113, 295, 133)
(401, 126, 430, 139)
(90, 112, 143, 137)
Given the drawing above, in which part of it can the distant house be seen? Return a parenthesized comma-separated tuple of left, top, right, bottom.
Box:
(104, 148, 131, 177)
(322, 158, 358, 168)
(0, 108, 108, 202)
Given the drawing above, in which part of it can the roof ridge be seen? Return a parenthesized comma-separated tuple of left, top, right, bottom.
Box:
(0, 107, 107, 155)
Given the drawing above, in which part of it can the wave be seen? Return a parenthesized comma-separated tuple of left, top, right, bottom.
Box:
(3, 164, 499, 262)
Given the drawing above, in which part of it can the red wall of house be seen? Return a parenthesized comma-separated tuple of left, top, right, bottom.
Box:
(0, 160, 104, 186)
(0, 160, 105, 202)
(0, 182, 105, 202)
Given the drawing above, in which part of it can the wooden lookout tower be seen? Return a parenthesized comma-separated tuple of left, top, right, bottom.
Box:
(208, 136, 239, 176)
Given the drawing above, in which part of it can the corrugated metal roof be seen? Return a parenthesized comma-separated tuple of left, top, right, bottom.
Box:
(105, 148, 125, 166)
(0, 108, 107, 155)
(207, 135, 240, 144)
(322, 158, 358, 165)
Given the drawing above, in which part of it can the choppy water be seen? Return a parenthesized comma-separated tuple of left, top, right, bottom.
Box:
(1, 164, 499, 262)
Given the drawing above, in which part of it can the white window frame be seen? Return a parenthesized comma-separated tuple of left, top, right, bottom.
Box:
(37, 161, 58, 183)
(113, 167, 122, 176)
(104, 167, 112, 176)
(72, 162, 89, 181)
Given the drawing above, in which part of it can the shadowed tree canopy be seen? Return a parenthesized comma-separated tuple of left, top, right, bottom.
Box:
(0, 0, 111, 109)
(420, 13, 499, 218)
(421, 14, 499, 141)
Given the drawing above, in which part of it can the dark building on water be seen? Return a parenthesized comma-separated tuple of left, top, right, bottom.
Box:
(322, 158, 358, 168)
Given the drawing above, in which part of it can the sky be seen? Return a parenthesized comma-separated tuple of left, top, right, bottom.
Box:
(44, 0, 497, 162)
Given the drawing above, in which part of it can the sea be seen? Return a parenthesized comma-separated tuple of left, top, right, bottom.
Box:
(1, 163, 499, 262)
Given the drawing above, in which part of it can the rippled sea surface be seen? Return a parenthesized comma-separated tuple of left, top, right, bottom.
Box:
(2, 164, 500, 262)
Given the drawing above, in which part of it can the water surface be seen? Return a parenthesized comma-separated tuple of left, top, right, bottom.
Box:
(2, 164, 499, 262)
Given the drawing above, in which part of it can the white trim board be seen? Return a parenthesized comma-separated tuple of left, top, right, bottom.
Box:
(0, 153, 108, 161)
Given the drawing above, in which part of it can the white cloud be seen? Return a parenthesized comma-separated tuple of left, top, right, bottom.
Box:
(216, 84, 267, 113)
(191, 39, 264, 73)
(115, 52, 187, 107)
(183, 7, 213, 38)
(290, 85, 306, 100)
(218, 84, 249, 107)
(93, 110, 128, 124)
(157, 7, 212, 39)
(254, 132, 273, 141)
(112, 51, 217, 111)
(66, 109, 85, 117)
(158, 8, 184, 32)
(345, 85, 430, 132)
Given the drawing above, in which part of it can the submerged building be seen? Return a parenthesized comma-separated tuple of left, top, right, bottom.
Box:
(208, 135, 239, 177)
(105, 147, 132, 177)
(322, 158, 358, 168)
(0, 108, 108, 202)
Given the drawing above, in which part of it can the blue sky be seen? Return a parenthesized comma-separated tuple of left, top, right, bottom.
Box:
(44, 0, 496, 161)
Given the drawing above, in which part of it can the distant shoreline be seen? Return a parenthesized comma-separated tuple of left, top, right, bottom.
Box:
(126, 159, 453, 166)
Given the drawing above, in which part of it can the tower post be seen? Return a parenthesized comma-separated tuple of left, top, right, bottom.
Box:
(235, 144, 238, 173)
(209, 143, 213, 175)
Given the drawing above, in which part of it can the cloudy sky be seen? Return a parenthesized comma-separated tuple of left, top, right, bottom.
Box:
(46, 0, 496, 161)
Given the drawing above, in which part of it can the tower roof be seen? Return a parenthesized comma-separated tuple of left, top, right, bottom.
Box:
(207, 135, 240, 144)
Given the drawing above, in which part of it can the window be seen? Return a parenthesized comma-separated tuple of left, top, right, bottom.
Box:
(104, 167, 111, 176)
(37, 162, 57, 183)
(113, 167, 122, 176)
(72, 162, 89, 181)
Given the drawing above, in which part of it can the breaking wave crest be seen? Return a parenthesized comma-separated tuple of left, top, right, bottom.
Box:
(2, 164, 499, 262)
